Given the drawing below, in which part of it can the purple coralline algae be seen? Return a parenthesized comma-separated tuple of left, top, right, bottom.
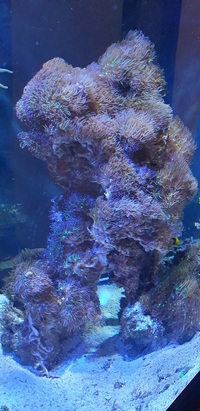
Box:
(1, 31, 199, 374)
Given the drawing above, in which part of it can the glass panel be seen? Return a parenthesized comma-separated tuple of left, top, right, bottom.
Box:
(0, 1, 199, 410)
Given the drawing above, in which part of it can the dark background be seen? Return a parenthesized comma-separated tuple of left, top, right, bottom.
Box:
(0, 0, 199, 258)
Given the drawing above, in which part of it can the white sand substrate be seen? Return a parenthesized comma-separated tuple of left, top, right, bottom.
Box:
(0, 331, 199, 411)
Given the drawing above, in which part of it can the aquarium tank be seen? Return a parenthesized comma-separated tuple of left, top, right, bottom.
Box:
(0, 1, 199, 410)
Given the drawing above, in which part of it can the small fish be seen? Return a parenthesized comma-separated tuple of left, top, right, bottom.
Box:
(174, 237, 180, 246)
